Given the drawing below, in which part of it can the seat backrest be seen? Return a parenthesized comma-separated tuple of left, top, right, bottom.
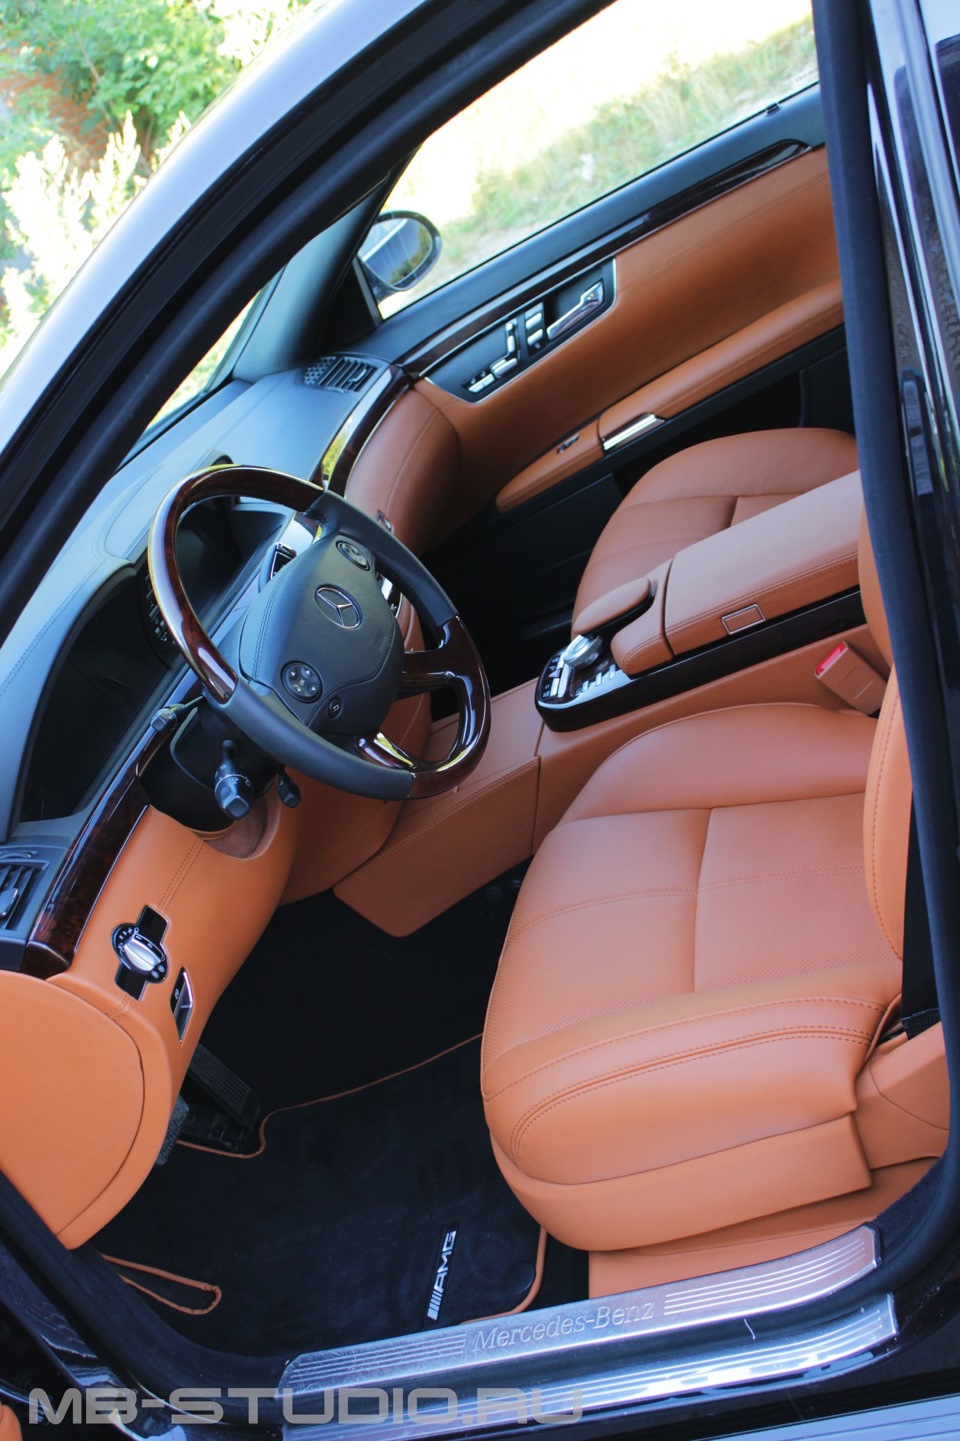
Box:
(861, 511, 912, 959)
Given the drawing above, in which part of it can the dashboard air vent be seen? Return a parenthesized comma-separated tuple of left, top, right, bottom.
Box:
(303, 356, 377, 393)
(0, 852, 42, 930)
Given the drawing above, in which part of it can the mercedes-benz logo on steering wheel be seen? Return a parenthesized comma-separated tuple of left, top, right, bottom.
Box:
(315, 585, 362, 628)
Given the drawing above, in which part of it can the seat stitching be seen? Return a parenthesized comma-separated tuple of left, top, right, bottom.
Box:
(591, 534, 712, 563)
(624, 486, 807, 511)
(622, 489, 743, 512)
(507, 887, 698, 944)
(697, 863, 864, 892)
(555, 703, 872, 825)
(512, 1026, 875, 1161)
(485, 996, 887, 1100)
(510, 1027, 874, 1164)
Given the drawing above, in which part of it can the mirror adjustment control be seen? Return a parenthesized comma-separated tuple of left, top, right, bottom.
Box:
(524, 303, 546, 352)
(490, 319, 520, 379)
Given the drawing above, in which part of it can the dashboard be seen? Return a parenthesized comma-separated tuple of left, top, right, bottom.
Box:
(19, 500, 278, 824)
(0, 353, 403, 978)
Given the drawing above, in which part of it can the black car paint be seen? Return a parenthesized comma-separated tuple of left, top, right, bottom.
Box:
(815, 0, 960, 1298)
(0, 0, 959, 1434)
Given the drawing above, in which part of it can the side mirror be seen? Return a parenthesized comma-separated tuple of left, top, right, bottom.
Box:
(358, 210, 442, 302)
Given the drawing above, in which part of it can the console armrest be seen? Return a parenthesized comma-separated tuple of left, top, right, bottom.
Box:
(611, 561, 672, 676)
(537, 471, 864, 728)
(665, 470, 862, 655)
(574, 576, 652, 639)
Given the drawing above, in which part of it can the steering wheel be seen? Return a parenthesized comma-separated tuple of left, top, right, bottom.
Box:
(147, 465, 490, 801)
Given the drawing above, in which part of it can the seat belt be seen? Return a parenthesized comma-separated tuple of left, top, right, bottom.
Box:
(899, 805, 939, 1038)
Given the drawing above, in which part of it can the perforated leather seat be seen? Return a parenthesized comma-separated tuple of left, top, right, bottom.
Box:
(573, 428, 859, 632)
(483, 516, 915, 1252)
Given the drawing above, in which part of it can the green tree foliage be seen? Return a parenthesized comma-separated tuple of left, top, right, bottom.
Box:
(1, 0, 307, 156)
(0, 0, 307, 369)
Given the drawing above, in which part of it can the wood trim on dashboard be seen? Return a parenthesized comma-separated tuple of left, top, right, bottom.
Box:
(311, 364, 411, 495)
(25, 732, 165, 977)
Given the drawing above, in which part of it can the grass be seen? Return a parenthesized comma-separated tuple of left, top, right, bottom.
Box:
(383, 13, 817, 310)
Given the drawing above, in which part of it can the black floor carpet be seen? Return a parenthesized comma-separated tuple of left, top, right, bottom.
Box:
(197, 872, 526, 1112)
(96, 1038, 544, 1359)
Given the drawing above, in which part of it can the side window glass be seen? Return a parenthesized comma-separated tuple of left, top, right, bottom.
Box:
(364, 0, 818, 317)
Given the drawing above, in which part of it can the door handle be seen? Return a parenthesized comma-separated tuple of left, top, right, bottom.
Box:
(546, 280, 604, 342)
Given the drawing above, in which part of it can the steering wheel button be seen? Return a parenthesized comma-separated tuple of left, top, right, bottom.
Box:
(282, 661, 322, 702)
(336, 539, 371, 570)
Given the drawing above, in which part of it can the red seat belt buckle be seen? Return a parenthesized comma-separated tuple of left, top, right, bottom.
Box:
(815, 641, 887, 715)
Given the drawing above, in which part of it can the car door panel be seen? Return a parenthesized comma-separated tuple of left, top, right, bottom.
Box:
(364, 87, 828, 365)
(495, 275, 844, 515)
(496, 422, 605, 512)
(408, 146, 841, 536)
(593, 280, 844, 453)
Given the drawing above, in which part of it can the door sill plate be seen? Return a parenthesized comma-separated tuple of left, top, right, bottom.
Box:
(280, 1227, 893, 1435)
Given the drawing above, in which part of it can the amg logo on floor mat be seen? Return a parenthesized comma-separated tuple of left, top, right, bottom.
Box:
(426, 1229, 458, 1321)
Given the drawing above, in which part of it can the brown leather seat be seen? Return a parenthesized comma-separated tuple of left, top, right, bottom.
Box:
(483, 514, 916, 1253)
(573, 428, 859, 632)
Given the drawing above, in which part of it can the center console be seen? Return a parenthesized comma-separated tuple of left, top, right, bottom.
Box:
(538, 470, 866, 730)
(334, 469, 887, 942)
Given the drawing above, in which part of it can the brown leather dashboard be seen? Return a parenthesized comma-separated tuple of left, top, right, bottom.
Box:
(0, 797, 296, 1247)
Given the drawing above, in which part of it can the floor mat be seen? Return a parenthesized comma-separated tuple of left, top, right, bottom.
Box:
(197, 872, 526, 1112)
(96, 1038, 543, 1358)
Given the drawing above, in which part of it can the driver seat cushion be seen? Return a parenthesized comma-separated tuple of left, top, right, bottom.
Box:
(573, 428, 859, 631)
(482, 691, 907, 1252)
